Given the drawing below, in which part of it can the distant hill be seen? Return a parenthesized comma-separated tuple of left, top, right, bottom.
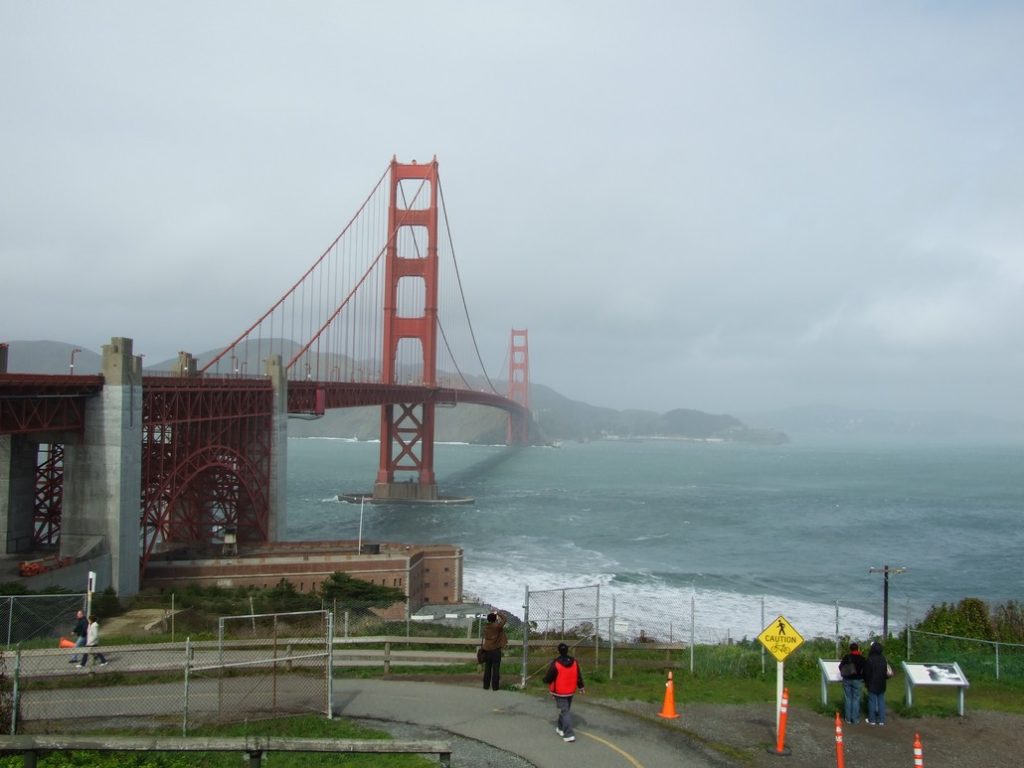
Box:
(741, 405, 1024, 443)
(2, 339, 787, 444)
(2, 340, 103, 375)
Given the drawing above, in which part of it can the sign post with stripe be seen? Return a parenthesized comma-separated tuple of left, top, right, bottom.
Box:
(757, 615, 804, 737)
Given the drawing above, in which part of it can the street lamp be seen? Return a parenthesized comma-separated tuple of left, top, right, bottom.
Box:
(69, 347, 82, 375)
(869, 565, 906, 640)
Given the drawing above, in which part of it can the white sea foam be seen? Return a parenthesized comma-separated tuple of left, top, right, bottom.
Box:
(463, 563, 883, 643)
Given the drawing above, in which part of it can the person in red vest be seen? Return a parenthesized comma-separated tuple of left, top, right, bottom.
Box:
(543, 642, 585, 743)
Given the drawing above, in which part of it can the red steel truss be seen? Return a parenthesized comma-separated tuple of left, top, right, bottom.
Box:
(0, 374, 102, 434)
(139, 376, 275, 572)
(376, 158, 440, 489)
(33, 442, 64, 547)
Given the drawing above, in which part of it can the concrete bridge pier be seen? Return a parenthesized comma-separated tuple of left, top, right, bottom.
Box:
(0, 343, 44, 554)
(0, 434, 36, 553)
(266, 354, 288, 542)
(61, 337, 143, 597)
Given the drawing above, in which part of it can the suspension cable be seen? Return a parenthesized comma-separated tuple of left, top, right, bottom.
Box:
(437, 173, 499, 395)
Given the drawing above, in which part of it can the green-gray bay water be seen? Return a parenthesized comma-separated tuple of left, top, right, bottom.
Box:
(285, 437, 1024, 641)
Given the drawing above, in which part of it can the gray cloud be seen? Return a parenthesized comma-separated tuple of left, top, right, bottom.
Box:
(3, 2, 1022, 420)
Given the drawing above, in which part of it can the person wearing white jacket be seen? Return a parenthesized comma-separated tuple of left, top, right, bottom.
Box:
(79, 615, 108, 668)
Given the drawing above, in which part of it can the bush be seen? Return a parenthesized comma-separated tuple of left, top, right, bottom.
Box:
(916, 598, 995, 640)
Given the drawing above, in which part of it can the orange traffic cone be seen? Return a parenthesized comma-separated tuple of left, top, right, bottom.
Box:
(913, 733, 924, 768)
(58, 637, 75, 649)
(774, 687, 790, 754)
(657, 670, 680, 718)
(834, 712, 845, 768)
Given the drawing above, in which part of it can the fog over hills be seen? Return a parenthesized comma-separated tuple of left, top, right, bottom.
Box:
(5, 340, 1022, 443)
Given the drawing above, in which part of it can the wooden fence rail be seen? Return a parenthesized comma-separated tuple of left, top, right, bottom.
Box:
(0, 735, 451, 767)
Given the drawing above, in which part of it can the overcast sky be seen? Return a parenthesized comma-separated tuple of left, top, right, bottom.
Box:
(3, 2, 1022, 420)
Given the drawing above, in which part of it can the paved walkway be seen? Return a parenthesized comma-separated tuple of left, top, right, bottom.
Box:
(335, 680, 734, 768)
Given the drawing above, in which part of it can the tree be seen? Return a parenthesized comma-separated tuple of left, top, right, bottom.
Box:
(916, 597, 994, 640)
(319, 572, 405, 608)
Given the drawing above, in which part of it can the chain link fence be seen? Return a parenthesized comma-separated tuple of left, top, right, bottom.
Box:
(4, 610, 332, 735)
(908, 629, 1024, 682)
(0, 594, 86, 648)
(520, 585, 930, 682)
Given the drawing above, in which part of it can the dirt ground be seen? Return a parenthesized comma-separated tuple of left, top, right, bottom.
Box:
(600, 698, 1023, 768)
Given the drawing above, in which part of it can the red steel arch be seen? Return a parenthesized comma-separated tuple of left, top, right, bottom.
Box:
(140, 377, 273, 571)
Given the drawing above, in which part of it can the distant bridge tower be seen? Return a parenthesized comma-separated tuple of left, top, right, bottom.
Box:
(506, 329, 530, 444)
(374, 157, 441, 501)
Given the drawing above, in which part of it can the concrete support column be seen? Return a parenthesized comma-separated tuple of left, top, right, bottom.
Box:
(266, 355, 288, 541)
(62, 337, 143, 597)
(0, 434, 36, 554)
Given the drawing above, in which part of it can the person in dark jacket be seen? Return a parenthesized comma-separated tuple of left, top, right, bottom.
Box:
(839, 641, 867, 724)
(542, 643, 585, 743)
(863, 641, 889, 725)
(69, 609, 88, 664)
(480, 609, 508, 690)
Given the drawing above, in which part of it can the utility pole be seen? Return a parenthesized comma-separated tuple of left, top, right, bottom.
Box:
(868, 565, 906, 639)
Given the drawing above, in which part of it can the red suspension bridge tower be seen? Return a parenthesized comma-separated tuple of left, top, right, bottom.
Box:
(374, 158, 442, 501)
(507, 329, 530, 444)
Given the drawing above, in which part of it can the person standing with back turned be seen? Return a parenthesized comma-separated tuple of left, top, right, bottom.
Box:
(838, 641, 866, 724)
(863, 641, 890, 725)
(481, 609, 508, 690)
(543, 642, 585, 743)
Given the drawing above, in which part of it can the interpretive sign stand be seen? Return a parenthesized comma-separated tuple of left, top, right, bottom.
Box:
(816, 659, 843, 706)
(902, 661, 970, 716)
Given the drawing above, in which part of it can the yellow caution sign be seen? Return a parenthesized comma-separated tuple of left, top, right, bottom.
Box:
(757, 615, 804, 662)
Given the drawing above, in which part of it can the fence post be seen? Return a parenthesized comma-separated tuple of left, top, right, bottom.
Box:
(10, 645, 21, 735)
(560, 589, 565, 637)
(182, 637, 191, 736)
(5, 597, 13, 649)
(834, 600, 840, 659)
(384, 642, 391, 674)
(995, 641, 1000, 681)
(520, 585, 530, 690)
(594, 585, 600, 672)
(609, 595, 616, 680)
(689, 593, 695, 674)
(326, 610, 334, 719)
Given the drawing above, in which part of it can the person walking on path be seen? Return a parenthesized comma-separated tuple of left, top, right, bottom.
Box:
(69, 609, 88, 664)
(863, 641, 890, 725)
(543, 642, 585, 743)
(79, 615, 107, 669)
(480, 609, 508, 690)
(839, 641, 866, 724)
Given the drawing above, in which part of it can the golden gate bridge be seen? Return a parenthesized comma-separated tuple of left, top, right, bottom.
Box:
(0, 157, 531, 597)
